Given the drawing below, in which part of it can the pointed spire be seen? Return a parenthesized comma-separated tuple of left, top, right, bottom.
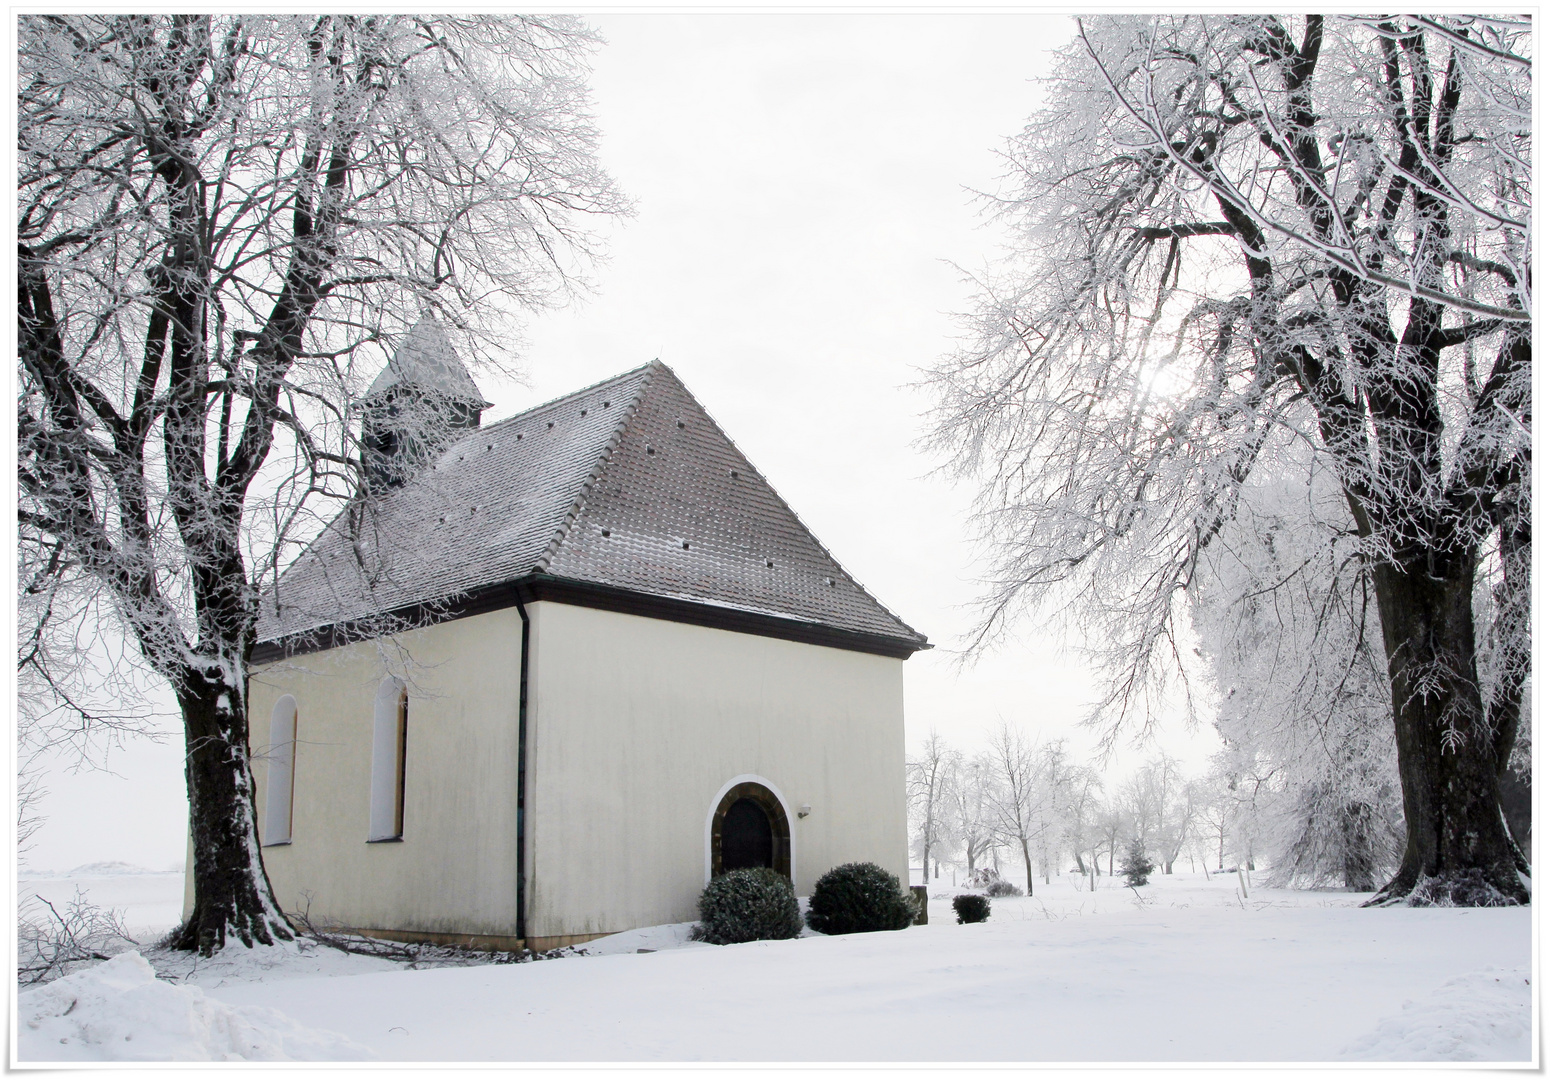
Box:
(360, 317, 491, 491)
(367, 317, 491, 408)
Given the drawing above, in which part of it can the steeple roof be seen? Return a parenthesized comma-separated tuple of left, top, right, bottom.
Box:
(367, 317, 490, 407)
(256, 362, 928, 658)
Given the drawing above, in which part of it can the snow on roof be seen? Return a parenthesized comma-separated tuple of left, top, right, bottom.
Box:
(257, 361, 927, 652)
(366, 317, 490, 407)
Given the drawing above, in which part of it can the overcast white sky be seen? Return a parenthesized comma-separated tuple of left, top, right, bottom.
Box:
(25, 13, 1223, 874)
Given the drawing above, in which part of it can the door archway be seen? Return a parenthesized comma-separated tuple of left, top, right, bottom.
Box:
(709, 780, 791, 879)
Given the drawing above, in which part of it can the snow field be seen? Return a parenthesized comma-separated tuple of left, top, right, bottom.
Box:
(18, 869, 186, 942)
(16, 951, 373, 1062)
(205, 873, 1529, 1063)
(12, 869, 1532, 1063)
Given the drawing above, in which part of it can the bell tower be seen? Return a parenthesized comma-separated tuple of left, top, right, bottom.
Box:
(360, 317, 491, 490)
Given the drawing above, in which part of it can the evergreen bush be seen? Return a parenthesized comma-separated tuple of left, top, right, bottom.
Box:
(1121, 839, 1155, 887)
(805, 862, 918, 935)
(984, 878, 1022, 898)
(690, 867, 803, 945)
(951, 894, 991, 924)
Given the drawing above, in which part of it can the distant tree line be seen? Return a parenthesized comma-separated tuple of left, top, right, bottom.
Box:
(905, 713, 1504, 892)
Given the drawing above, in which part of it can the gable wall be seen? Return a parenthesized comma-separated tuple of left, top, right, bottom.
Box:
(242, 607, 524, 938)
(524, 600, 909, 940)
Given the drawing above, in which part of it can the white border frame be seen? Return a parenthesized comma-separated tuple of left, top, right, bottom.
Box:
(703, 773, 795, 885)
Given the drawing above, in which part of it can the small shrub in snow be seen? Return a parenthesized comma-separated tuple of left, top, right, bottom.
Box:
(805, 862, 917, 935)
(1121, 839, 1155, 887)
(984, 879, 1022, 898)
(690, 868, 802, 945)
(951, 894, 991, 924)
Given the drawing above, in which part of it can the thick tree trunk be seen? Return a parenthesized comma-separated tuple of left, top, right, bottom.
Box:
(1365, 559, 1529, 906)
(166, 665, 294, 954)
(1020, 839, 1034, 895)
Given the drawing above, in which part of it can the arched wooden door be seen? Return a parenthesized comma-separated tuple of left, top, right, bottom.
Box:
(710, 781, 791, 879)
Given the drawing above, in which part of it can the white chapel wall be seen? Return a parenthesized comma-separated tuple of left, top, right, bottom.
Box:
(523, 600, 909, 941)
(241, 607, 524, 939)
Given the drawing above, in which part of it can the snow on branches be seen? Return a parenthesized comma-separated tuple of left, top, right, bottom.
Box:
(928, 16, 1529, 905)
(17, 15, 626, 952)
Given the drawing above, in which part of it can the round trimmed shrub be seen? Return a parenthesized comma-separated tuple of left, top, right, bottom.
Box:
(691, 867, 803, 945)
(805, 862, 918, 935)
(952, 894, 991, 924)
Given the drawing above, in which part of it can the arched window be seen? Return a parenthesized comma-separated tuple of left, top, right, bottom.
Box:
(710, 780, 791, 879)
(368, 678, 408, 841)
(262, 696, 297, 845)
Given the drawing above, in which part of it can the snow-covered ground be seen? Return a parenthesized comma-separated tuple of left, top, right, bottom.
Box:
(14, 869, 1533, 1064)
(18, 865, 185, 943)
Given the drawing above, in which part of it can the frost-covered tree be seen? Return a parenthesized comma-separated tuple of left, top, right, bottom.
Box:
(1116, 755, 1197, 875)
(18, 15, 625, 953)
(1094, 801, 1127, 876)
(1196, 469, 1406, 889)
(1058, 757, 1104, 876)
(929, 15, 1529, 905)
(907, 731, 957, 880)
(947, 755, 999, 874)
(984, 722, 1041, 895)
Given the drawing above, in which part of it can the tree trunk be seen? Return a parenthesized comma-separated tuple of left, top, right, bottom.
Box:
(1365, 558, 1529, 906)
(1074, 850, 1087, 875)
(1341, 803, 1376, 892)
(165, 666, 294, 954)
(1020, 839, 1034, 895)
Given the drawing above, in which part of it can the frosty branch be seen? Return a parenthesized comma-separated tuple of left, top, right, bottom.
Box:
(18, 14, 625, 953)
(929, 14, 1530, 906)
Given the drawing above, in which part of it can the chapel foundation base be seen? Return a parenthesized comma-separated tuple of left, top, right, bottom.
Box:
(299, 923, 616, 953)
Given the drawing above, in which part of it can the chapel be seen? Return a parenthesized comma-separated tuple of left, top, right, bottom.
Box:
(230, 320, 929, 949)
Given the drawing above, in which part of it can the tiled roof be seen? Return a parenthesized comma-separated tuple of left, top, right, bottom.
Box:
(257, 362, 927, 652)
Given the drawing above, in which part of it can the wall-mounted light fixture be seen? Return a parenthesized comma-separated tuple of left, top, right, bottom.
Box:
(798, 804, 811, 819)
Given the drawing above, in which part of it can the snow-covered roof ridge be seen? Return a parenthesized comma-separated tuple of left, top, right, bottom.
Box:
(256, 360, 927, 653)
(367, 316, 491, 407)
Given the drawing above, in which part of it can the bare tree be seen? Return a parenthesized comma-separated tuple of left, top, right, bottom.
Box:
(984, 722, 1040, 895)
(907, 731, 957, 882)
(1095, 802, 1126, 877)
(1058, 757, 1104, 877)
(947, 755, 999, 874)
(928, 15, 1529, 905)
(1117, 761, 1165, 858)
(18, 15, 625, 953)
(1157, 776, 1200, 876)
(1197, 761, 1237, 873)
